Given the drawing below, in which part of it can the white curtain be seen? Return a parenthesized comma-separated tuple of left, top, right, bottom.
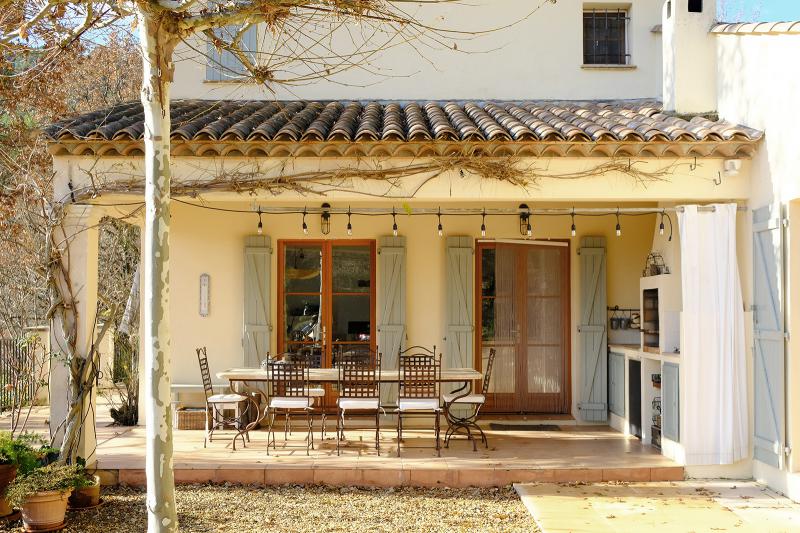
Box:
(679, 204, 748, 465)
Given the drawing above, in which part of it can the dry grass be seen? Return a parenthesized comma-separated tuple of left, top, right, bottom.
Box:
(2, 484, 537, 532)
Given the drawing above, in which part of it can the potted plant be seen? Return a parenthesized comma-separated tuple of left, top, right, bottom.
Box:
(6, 463, 91, 531)
(0, 432, 43, 518)
(67, 459, 101, 509)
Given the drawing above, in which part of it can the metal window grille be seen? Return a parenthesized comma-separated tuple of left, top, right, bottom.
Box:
(583, 9, 630, 65)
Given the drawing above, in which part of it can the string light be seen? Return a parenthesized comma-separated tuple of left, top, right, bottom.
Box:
(526, 213, 532, 237)
(392, 209, 398, 237)
(659, 210, 665, 236)
(302, 208, 308, 235)
(570, 208, 577, 237)
(346, 207, 353, 236)
(256, 207, 263, 235)
(615, 208, 622, 237)
(480, 210, 487, 238)
(437, 208, 443, 237)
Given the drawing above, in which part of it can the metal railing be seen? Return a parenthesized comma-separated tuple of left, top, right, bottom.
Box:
(0, 338, 38, 410)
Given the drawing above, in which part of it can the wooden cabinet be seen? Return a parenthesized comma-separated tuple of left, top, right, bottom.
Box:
(662, 362, 680, 441)
(608, 351, 625, 417)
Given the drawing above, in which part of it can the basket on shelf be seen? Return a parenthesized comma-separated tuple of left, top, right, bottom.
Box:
(176, 407, 209, 430)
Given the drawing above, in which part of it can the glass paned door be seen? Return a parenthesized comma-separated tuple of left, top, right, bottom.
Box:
(278, 240, 376, 405)
(477, 242, 570, 413)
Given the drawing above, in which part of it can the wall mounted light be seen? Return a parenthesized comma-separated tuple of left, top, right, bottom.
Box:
(320, 203, 331, 235)
(519, 204, 531, 237)
(199, 273, 210, 317)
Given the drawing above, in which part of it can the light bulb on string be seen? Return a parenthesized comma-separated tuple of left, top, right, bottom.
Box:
(302, 208, 308, 235)
(437, 209, 443, 237)
(346, 208, 353, 236)
(480, 210, 487, 238)
(659, 211, 665, 236)
(392, 209, 398, 237)
(256, 208, 263, 235)
(570, 208, 577, 237)
(615, 209, 622, 237)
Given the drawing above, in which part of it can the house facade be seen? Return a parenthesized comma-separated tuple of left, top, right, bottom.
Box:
(44, 1, 800, 499)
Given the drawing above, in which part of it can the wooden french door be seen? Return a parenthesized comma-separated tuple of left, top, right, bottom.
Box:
(277, 240, 376, 403)
(476, 241, 571, 414)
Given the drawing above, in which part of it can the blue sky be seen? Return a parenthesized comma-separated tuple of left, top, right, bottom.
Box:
(720, 0, 800, 21)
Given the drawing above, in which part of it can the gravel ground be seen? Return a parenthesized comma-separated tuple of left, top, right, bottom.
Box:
(1, 485, 536, 532)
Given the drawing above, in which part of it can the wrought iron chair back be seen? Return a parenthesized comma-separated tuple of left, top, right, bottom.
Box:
(196, 347, 214, 400)
(338, 351, 381, 399)
(398, 346, 441, 400)
(269, 359, 310, 398)
(481, 348, 497, 396)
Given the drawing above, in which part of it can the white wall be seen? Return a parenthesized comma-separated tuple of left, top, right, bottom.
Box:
(172, 0, 664, 101)
(716, 28, 800, 497)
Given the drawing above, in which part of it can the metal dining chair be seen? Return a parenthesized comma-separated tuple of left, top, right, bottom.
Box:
(396, 345, 442, 457)
(443, 348, 496, 451)
(265, 358, 315, 455)
(196, 347, 257, 450)
(289, 348, 327, 439)
(336, 349, 383, 455)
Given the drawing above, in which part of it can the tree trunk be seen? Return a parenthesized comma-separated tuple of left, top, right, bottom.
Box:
(138, 11, 178, 533)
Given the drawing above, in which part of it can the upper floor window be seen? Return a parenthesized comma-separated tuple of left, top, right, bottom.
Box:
(206, 24, 257, 82)
(583, 9, 630, 66)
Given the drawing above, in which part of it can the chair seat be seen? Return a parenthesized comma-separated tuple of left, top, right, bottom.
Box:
(207, 393, 248, 404)
(270, 397, 313, 409)
(443, 393, 486, 405)
(398, 398, 440, 412)
(338, 398, 380, 410)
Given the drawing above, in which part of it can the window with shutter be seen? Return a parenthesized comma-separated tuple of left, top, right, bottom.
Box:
(206, 21, 258, 81)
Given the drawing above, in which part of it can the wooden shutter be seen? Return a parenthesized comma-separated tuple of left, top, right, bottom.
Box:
(577, 236, 607, 422)
(662, 362, 680, 441)
(377, 236, 406, 405)
(445, 237, 474, 372)
(243, 235, 271, 367)
(206, 22, 258, 81)
(753, 205, 786, 468)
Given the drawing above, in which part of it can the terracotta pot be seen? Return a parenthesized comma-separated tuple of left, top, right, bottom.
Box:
(68, 475, 100, 508)
(0, 464, 18, 517)
(20, 490, 71, 531)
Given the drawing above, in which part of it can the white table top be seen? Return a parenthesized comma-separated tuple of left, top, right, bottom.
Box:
(218, 367, 482, 383)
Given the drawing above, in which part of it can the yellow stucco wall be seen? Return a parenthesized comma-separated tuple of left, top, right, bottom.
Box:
(167, 200, 657, 417)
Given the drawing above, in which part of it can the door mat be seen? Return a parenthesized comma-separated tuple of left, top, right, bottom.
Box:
(489, 423, 561, 431)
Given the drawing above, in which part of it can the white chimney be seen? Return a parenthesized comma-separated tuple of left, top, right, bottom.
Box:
(662, 0, 718, 114)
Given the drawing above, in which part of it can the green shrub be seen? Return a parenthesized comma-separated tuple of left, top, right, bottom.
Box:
(6, 463, 92, 507)
(0, 432, 47, 475)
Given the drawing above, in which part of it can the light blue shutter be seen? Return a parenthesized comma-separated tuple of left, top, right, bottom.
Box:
(753, 205, 786, 468)
(445, 236, 474, 374)
(578, 236, 607, 422)
(243, 235, 271, 367)
(662, 362, 679, 441)
(206, 22, 258, 81)
(377, 236, 406, 406)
